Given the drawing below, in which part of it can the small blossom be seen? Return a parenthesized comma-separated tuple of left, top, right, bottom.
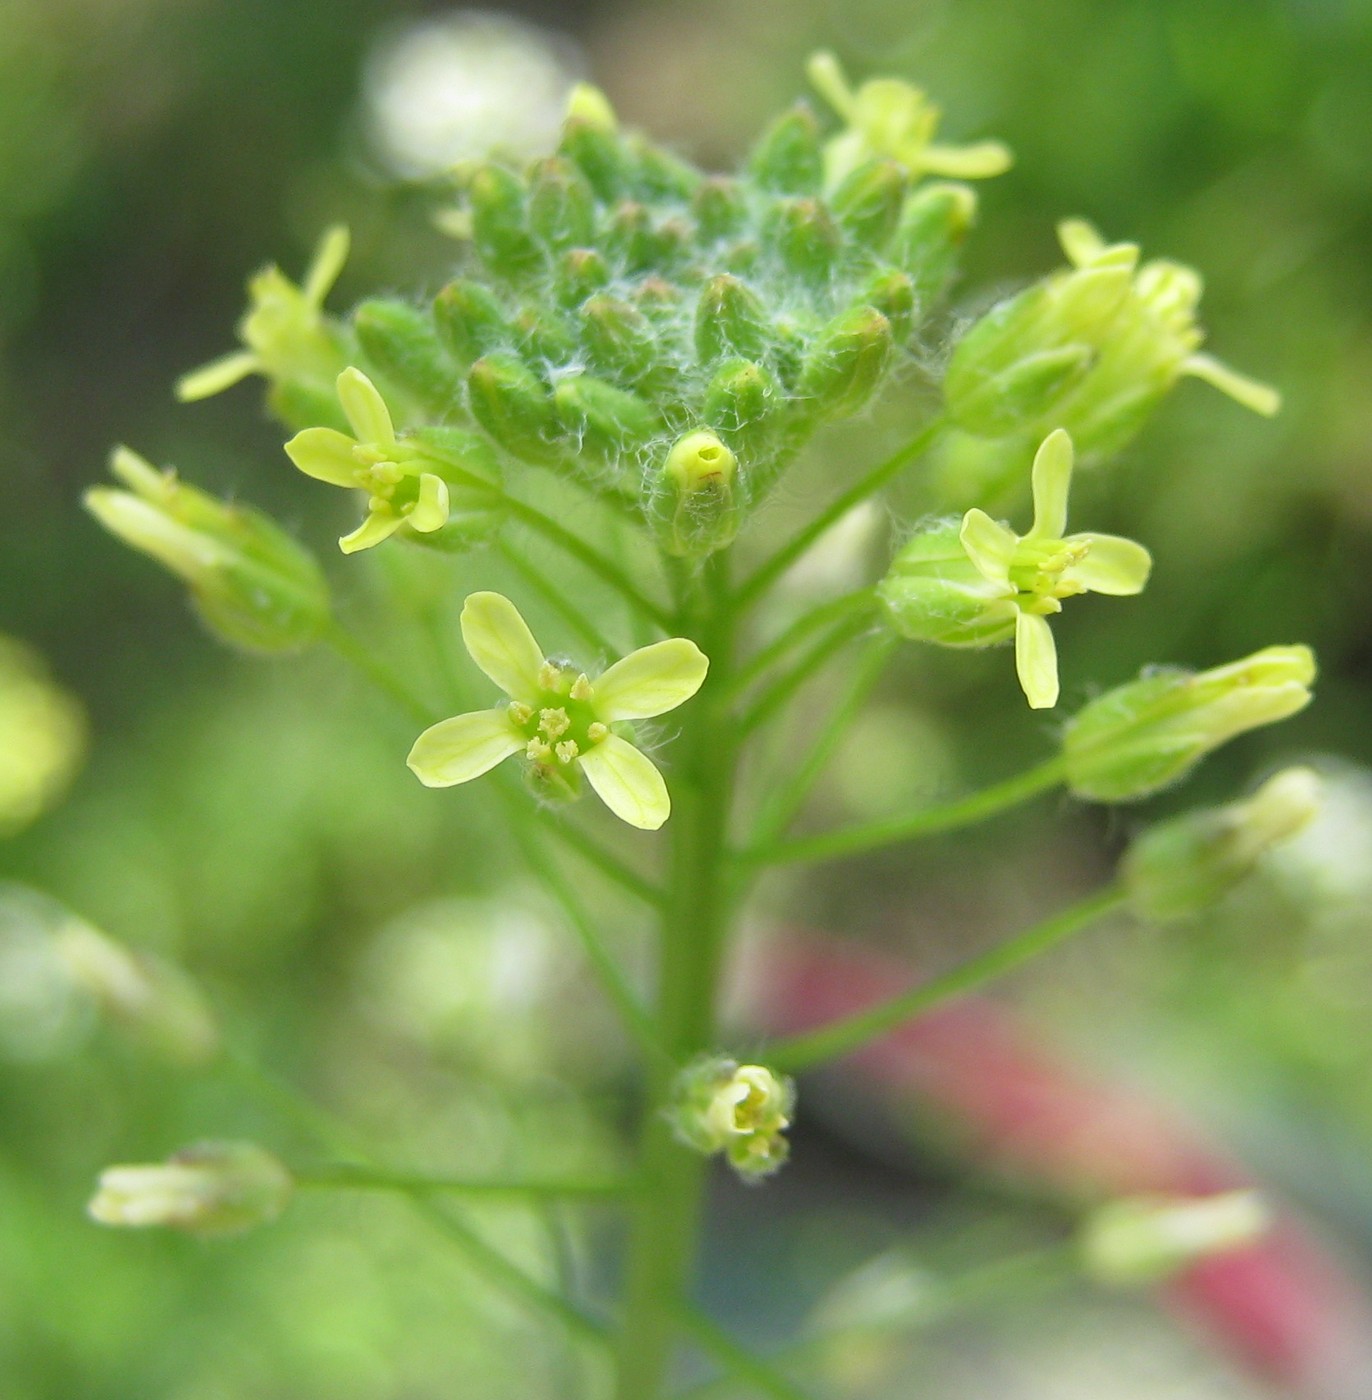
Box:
(284, 368, 454, 553)
(177, 226, 350, 402)
(406, 592, 709, 830)
(879, 429, 1151, 709)
(669, 1056, 795, 1182)
(88, 1141, 293, 1237)
(807, 51, 1011, 188)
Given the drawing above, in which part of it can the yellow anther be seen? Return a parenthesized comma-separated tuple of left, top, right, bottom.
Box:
(526, 738, 552, 762)
(508, 701, 534, 726)
(539, 707, 571, 739)
(554, 740, 579, 764)
(569, 674, 593, 702)
(538, 661, 563, 691)
(587, 722, 608, 743)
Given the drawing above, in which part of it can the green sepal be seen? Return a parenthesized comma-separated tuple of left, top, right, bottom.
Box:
(766, 197, 841, 281)
(748, 103, 824, 194)
(862, 269, 918, 340)
(695, 274, 773, 365)
(513, 306, 579, 368)
(434, 280, 509, 367)
(554, 247, 612, 306)
(353, 299, 460, 418)
(553, 374, 663, 469)
(796, 305, 894, 420)
(830, 158, 908, 248)
(579, 294, 654, 382)
(468, 163, 541, 275)
(692, 177, 748, 242)
(944, 343, 1095, 438)
(559, 114, 630, 202)
(647, 430, 743, 559)
(467, 354, 562, 466)
(527, 155, 597, 250)
(627, 134, 702, 200)
(890, 182, 978, 307)
(702, 358, 788, 491)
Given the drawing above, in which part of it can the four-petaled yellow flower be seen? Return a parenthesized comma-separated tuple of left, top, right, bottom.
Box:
(284, 368, 451, 554)
(807, 50, 1011, 187)
(407, 593, 709, 830)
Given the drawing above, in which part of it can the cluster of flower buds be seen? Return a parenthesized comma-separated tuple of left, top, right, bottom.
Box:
(944, 219, 1280, 464)
(84, 447, 331, 652)
(1063, 645, 1316, 801)
(88, 1141, 292, 1236)
(668, 1056, 795, 1181)
(1122, 767, 1321, 921)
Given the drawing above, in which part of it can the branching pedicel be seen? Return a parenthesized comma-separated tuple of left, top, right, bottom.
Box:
(85, 53, 1315, 1400)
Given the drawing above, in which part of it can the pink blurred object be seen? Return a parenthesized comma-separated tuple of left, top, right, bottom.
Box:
(753, 932, 1372, 1398)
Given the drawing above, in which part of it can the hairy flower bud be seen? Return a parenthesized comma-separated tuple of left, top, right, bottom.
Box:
(354, 298, 460, 416)
(1064, 646, 1317, 802)
(652, 430, 741, 558)
(830, 158, 907, 247)
(86, 448, 331, 652)
(467, 354, 562, 466)
(1080, 1191, 1270, 1287)
(890, 181, 978, 308)
(468, 162, 540, 273)
(1123, 767, 1321, 921)
(669, 1056, 795, 1182)
(695, 274, 773, 365)
(554, 374, 662, 470)
(89, 1142, 293, 1237)
(527, 154, 597, 250)
(797, 305, 894, 421)
(434, 279, 510, 367)
(748, 103, 824, 195)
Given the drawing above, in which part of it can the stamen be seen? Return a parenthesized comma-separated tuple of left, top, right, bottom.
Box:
(508, 702, 534, 726)
(539, 707, 571, 739)
(554, 740, 579, 764)
(526, 738, 552, 762)
(587, 722, 608, 743)
(538, 661, 562, 691)
(569, 674, 593, 701)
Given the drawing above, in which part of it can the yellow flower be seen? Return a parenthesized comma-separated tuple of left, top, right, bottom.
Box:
(407, 593, 709, 830)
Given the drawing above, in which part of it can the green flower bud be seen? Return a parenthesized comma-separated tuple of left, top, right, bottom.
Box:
(668, 1055, 795, 1182)
(54, 916, 220, 1065)
(434, 279, 510, 367)
(627, 133, 702, 200)
(554, 374, 663, 470)
(703, 357, 787, 473)
(89, 1141, 293, 1237)
(879, 517, 1017, 646)
(695, 274, 773, 366)
(1123, 767, 1321, 921)
(1080, 1191, 1270, 1288)
(560, 112, 630, 202)
(692, 177, 748, 242)
(767, 196, 841, 280)
(513, 305, 579, 367)
(1064, 646, 1317, 803)
(651, 430, 742, 558)
(797, 305, 893, 421)
(467, 354, 562, 466)
(354, 299, 460, 416)
(890, 182, 978, 308)
(555, 246, 612, 306)
(579, 293, 654, 382)
(863, 269, 918, 339)
(604, 199, 659, 272)
(748, 103, 824, 194)
(86, 448, 330, 653)
(468, 163, 541, 274)
(527, 155, 596, 250)
(830, 157, 907, 247)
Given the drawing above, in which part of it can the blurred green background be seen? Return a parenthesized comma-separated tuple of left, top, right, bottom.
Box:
(2, 1, 1372, 1396)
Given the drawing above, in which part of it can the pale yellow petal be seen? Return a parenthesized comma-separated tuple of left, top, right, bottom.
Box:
(339, 511, 403, 554)
(407, 709, 522, 788)
(302, 225, 350, 306)
(593, 639, 709, 722)
(1014, 610, 1060, 709)
(1182, 354, 1281, 417)
(176, 351, 260, 402)
(409, 474, 450, 533)
(460, 591, 545, 702)
(920, 140, 1013, 180)
(578, 734, 671, 830)
(1057, 218, 1107, 268)
(284, 427, 361, 487)
(959, 509, 1018, 586)
(1066, 533, 1152, 596)
(1029, 428, 1074, 539)
(336, 367, 395, 448)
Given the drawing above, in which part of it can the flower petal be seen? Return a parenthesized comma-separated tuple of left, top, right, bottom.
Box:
(1057, 218, 1106, 268)
(336, 367, 395, 448)
(407, 709, 522, 788)
(1066, 533, 1152, 596)
(285, 427, 361, 487)
(1014, 610, 1060, 709)
(1181, 353, 1281, 417)
(176, 351, 260, 403)
(339, 510, 403, 554)
(920, 140, 1013, 179)
(460, 592, 545, 702)
(807, 50, 857, 121)
(959, 509, 1018, 585)
(579, 734, 671, 830)
(593, 639, 709, 722)
(302, 225, 350, 307)
(409, 474, 450, 533)
(1029, 428, 1074, 539)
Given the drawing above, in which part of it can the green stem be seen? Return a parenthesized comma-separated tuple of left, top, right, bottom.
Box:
(735, 611, 875, 738)
(768, 885, 1128, 1073)
(742, 757, 1067, 868)
(615, 554, 741, 1400)
(498, 536, 618, 657)
(295, 1163, 635, 1199)
(736, 418, 944, 610)
(324, 621, 435, 727)
(726, 589, 878, 703)
(748, 634, 896, 852)
(677, 1308, 816, 1400)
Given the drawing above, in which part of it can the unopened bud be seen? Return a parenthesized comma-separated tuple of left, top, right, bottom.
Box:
(890, 182, 978, 309)
(748, 103, 824, 194)
(434, 279, 510, 367)
(554, 374, 662, 470)
(862, 269, 918, 339)
(354, 299, 460, 416)
(797, 305, 894, 421)
(652, 430, 741, 558)
(628, 134, 702, 200)
(767, 197, 841, 280)
(830, 158, 907, 247)
(86, 448, 330, 654)
(1064, 646, 1317, 803)
(559, 111, 630, 202)
(527, 155, 597, 250)
(878, 516, 1016, 646)
(669, 1055, 795, 1182)
(579, 294, 654, 383)
(692, 177, 748, 243)
(468, 162, 540, 274)
(467, 355, 561, 466)
(1080, 1191, 1270, 1287)
(703, 358, 787, 488)
(1123, 767, 1321, 921)
(695, 275, 773, 366)
(555, 246, 612, 306)
(89, 1141, 293, 1237)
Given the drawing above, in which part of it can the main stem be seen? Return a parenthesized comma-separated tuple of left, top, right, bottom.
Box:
(615, 554, 739, 1400)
